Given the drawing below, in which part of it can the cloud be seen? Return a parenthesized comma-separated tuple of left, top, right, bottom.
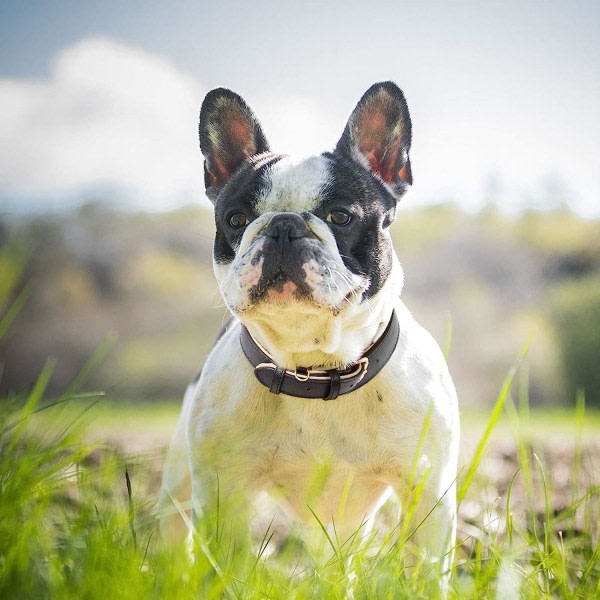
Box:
(1, 36, 598, 218)
(0, 37, 339, 213)
(0, 37, 205, 211)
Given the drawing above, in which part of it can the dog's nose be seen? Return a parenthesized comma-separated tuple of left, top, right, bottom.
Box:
(264, 213, 310, 245)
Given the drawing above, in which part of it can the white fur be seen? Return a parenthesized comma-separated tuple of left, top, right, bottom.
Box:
(214, 155, 377, 369)
(160, 157, 459, 589)
(254, 155, 331, 215)
(161, 274, 459, 577)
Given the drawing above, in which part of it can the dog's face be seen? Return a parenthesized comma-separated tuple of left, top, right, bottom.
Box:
(199, 83, 412, 325)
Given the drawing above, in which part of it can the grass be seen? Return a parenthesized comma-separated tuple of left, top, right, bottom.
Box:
(1, 248, 599, 598)
(1, 368, 599, 599)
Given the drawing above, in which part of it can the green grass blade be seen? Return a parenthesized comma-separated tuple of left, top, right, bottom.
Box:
(457, 339, 530, 503)
(505, 467, 520, 548)
(125, 468, 137, 548)
(60, 331, 118, 399)
(0, 284, 32, 340)
(307, 505, 343, 571)
(3, 359, 55, 449)
(575, 542, 600, 597)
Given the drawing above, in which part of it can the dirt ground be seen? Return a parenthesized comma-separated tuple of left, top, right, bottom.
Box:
(457, 436, 599, 541)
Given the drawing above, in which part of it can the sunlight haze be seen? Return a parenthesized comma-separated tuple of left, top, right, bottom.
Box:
(0, 0, 598, 216)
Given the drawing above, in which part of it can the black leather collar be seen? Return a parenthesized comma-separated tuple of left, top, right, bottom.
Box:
(240, 311, 400, 400)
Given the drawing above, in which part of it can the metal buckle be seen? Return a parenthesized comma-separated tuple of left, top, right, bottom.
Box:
(293, 367, 311, 382)
(339, 357, 369, 382)
(356, 357, 369, 382)
(259, 358, 369, 385)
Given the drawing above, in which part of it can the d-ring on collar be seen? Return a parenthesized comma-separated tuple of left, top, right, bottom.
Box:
(239, 311, 400, 400)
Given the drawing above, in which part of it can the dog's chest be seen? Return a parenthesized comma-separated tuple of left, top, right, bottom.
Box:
(191, 317, 440, 525)
(271, 394, 382, 463)
(243, 390, 404, 523)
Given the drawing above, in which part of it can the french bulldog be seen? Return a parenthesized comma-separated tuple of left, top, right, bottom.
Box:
(160, 81, 459, 586)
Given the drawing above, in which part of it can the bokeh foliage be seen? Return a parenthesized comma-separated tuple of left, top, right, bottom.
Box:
(1, 204, 599, 407)
(1, 205, 599, 598)
(551, 276, 600, 407)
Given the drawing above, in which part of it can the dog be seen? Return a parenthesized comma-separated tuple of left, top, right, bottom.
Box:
(160, 81, 459, 586)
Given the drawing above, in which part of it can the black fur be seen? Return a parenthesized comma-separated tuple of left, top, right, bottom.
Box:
(199, 88, 270, 200)
(319, 151, 398, 299)
(203, 82, 413, 302)
(212, 153, 284, 264)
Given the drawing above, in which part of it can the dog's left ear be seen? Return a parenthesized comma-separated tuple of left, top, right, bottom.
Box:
(199, 88, 270, 202)
(335, 82, 412, 199)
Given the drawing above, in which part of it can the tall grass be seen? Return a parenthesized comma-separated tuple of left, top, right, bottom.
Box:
(0, 248, 598, 598)
(2, 368, 599, 597)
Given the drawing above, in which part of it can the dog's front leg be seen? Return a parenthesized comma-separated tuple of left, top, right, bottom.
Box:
(397, 475, 457, 595)
(188, 466, 253, 559)
(408, 486, 456, 573)
(187, 412, 257, 561)
(159, 383, 196, 544)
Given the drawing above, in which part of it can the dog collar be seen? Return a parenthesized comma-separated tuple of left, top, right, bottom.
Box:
(239, 311, 400, 401)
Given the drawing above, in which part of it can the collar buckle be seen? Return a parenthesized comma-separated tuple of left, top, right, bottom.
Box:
(355, 357, 369, 383)
(293, 366, 311, 382)
(240, 311, 399, 400)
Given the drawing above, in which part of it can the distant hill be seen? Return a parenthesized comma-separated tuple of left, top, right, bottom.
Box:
(1, 203, 599, 407)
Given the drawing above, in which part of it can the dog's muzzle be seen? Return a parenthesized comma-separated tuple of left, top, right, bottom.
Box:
(240, 311, 400, 400)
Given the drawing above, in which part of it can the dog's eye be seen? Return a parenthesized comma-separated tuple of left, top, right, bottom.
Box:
(327, 210, 352, 226)
(228, 212, 249, 228)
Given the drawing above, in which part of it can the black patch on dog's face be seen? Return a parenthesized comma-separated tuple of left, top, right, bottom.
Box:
(213, 151, 398, 302)
(248, 232, 324, 303)
(205, 83, 413, 305)
(212, 153, 283, 264)
(316, 152, 397, 300)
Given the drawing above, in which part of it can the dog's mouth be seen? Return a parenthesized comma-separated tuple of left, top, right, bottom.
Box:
(244, 267, 367, 313)
(249, 271, 306, 304)
(226, 234, 370, 315)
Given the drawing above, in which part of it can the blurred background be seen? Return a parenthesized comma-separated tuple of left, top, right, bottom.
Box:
(1, 0, 599, 409)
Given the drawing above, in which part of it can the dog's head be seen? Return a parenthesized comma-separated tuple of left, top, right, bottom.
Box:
(199, 83, 412, 344)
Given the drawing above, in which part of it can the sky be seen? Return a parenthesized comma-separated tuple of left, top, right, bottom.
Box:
(0, 0, 599, 216)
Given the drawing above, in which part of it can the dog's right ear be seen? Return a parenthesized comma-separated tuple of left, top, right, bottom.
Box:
(199, 88, 270, 202)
